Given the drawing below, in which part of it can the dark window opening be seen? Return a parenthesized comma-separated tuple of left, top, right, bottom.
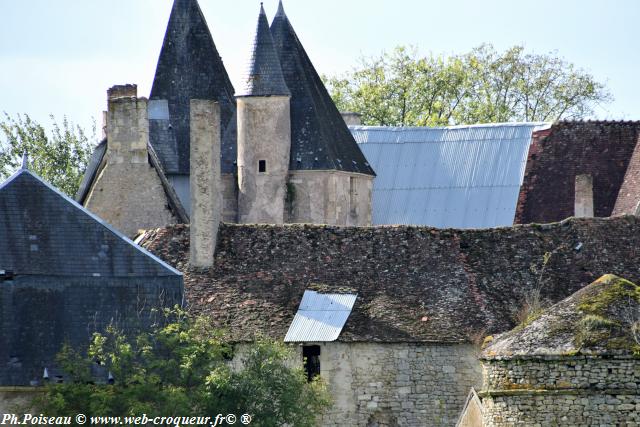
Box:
(258, 160, 267, 173)
(303, 345, 321, 381)
(349, 177, 357, 216)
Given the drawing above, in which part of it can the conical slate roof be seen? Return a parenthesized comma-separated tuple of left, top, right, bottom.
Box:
(150, 0, 237, 175)
(270, 2, 375, 176)
(482, 274, 640, 359)
(238, 4, 289, 97)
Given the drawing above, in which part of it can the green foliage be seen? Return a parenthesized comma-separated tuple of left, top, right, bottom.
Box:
(36, 309, 330, 426)
(0, 113, 95, 196)
(573, 275, 640, 353)
(578, 275, 640, 317)
(325, 44, 612, 126)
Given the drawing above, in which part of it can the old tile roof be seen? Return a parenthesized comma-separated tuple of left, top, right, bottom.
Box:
(149, 0, 237, 175)
(140, 216, 640, 343)
(1, 168, 180, 277)
(237, 4, 289, 97)
(482, 274, 640, 359)
(270, 2, 375, 176)
(515, 120, 640, 224)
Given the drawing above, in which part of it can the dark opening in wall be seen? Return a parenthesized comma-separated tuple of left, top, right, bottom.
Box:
(303, 345, 321, 381)
(258, 160, 266, 173)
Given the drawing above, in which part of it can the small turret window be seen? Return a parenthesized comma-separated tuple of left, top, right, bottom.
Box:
(259, 160, 267, 173)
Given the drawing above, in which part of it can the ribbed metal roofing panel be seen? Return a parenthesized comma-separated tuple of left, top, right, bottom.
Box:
(284, 291, 357, 342)
(353, 123, 550, 228)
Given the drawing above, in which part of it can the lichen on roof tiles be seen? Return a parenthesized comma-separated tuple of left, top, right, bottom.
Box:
(139, 216, 640, 343)
(482, 274, 640, 359)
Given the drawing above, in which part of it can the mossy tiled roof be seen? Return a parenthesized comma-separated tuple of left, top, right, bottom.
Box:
(482, 274, 640, 359)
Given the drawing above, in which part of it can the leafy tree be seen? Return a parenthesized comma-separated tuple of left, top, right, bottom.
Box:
(325, 44, 612, 126)
(36, 309, 331, 427)
(0, 113, 94, 196)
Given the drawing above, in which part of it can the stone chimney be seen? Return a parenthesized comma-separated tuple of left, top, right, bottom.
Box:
(575, 174, 594, 218)
(189, 100, 222, 268)
(107, 84, 138, 100)
(106, 84, 148, 165)
(341, 112, 362, 126)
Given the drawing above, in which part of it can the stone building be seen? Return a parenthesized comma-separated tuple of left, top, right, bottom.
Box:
(78, 0, 375, 234)
(0, 162, 183, 401)
(139, 215, 640, 426)
(515, 120, 640, 224)
(460, 274, 640, 426)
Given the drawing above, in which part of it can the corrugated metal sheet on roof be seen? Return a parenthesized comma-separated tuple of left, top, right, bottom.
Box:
(352, 123, 551, 228)
(284, 291, 357, 342)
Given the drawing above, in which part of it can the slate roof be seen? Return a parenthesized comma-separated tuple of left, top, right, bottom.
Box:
(482, 274, 640, 359)
(237, 4, 290, 97)
(270, 2, 375, 176)
(0, 167, 183, 386)
(140, 216, 640, 343)
(149, 0, 237, 175)
(1, 168, 180, 277)
(352, 123, 550, 228)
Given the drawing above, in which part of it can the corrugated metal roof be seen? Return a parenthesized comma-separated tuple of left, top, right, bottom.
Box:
(352, 123, 551, 228)
(284, 290, 357, 342)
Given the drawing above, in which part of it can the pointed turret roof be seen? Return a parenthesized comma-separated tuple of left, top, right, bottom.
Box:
(150, 0, 237, 175)
(238, 4, 289, 97)
(270, 2, 375, 176)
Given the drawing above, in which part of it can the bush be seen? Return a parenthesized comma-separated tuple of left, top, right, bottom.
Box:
(36, 309, 331, 426)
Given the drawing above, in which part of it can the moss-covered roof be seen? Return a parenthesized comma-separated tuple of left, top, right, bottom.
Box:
(482, 274, 640, 359)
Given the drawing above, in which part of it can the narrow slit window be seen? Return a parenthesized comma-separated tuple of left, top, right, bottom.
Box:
(349, 177, 357, 215)
(258, 160, 267, 173)
(303, 345, 321, 381)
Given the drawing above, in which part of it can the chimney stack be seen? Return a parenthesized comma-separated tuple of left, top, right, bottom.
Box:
(341, 112, 362, 126)
(189, 99, 222, 268)
(107, 84, 138, 100)
(575, 174, 594, 218)
(106, 85, 148, 165)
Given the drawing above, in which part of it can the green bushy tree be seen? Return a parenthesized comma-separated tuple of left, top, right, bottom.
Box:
(0, 113, 94, 196)
(325, 44, 612, 126)
(37, 309, 331, 427)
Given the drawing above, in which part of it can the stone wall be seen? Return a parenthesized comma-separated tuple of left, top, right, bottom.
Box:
(515, 121, 640, 224)
(237, 96, 291, 224)
(286, 170, 373, 226)
(482, 391, 639, 426)
(84, 95, 179, 237)
(481, 356, 640, 426)
(233, 343, 481, 427)
(0, 388, 41, 415)
(483, 356, 640, 391)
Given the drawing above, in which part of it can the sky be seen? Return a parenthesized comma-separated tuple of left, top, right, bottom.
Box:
(1, 0, 639, 139)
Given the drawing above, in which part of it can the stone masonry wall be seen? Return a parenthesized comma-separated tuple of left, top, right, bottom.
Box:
(482, 393, 640, 426)
(484, 356, 640, 391)
(481, 356, 640, 426)
(286, 170, 373, 226)
(233, 343, 481, 427)
(84, 97, 179, 237)
(515, 121, 640, 224)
